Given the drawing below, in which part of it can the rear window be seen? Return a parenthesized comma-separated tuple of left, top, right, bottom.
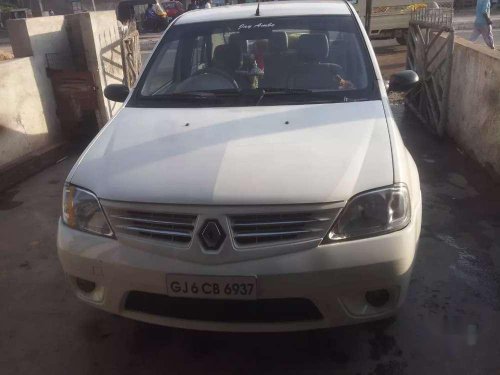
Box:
(132, 15, 379, 107)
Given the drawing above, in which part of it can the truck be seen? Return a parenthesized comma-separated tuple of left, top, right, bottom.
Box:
(349, 0, 449, 44)
(237, 0, 451, 45)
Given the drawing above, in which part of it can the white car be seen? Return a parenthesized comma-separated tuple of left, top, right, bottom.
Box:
(58, 0, 421, 332)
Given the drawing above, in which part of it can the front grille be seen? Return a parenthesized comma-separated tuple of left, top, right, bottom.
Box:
(229, 210, 338, 247)
(125, 291, 323, 323)
(106, 209, 197, 246)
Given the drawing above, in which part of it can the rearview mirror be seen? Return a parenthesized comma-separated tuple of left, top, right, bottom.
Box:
(104, 84, 130, 102)
(388, 70, 419, 92)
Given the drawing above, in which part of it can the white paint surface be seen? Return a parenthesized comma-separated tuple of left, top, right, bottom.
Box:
(70, 101, 394, 204)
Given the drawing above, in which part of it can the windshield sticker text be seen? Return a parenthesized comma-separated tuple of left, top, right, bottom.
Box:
(238, 22, 275, 31)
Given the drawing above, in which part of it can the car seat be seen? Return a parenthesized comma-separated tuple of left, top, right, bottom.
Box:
(287, 34, 342, 90)
(212, 44, 250, 88)
(262, 31, 295, 88)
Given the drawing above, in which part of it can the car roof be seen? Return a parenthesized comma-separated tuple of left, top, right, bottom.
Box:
(174, 1, 351, 25)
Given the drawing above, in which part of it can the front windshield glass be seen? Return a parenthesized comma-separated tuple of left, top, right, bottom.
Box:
(133, 15, 379, 107)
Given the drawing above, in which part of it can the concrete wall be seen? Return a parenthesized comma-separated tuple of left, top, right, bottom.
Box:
(7, 19, 32, 58)
(446, 37, 500, 178)
(77, 11, 124, 127)
(8, 16, 70, 60)
(0, 57, 61, 168)
(2, 11, 124, 171)
(1, 17, 70, 169)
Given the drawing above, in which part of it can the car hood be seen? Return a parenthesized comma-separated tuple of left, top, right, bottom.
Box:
(70, 101, 393, 205)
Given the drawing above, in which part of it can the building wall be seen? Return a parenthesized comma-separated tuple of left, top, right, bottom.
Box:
(1, 16, 70, 168)
(77, 10, 124, 127)
(0, 57, 61, 168)
(447, 37, 500, 178)
(10, 15, 71, 59)
(1, 11, 124, 169)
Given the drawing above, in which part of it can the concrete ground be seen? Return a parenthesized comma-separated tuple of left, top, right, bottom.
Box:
(372, 40, 407, 80)
(1, 33, 500, 375)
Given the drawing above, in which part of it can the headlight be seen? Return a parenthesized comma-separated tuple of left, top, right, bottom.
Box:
(62, 184, 114, 237)
(323, 183, 410, 243)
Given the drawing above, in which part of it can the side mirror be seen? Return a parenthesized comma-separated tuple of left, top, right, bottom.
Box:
(388, 70, 419, 92)
(104, 84, 130, 102)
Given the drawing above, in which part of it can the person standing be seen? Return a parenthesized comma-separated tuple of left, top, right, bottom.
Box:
(145, 3, 157, 23)
(204, 0, 212, 9)
(469, 0, 495, 49)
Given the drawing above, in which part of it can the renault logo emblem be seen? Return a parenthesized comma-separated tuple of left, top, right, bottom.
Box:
(199, 220, 226, 251)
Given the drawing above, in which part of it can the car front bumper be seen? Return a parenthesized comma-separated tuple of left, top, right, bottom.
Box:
(57, 201, 421, 332)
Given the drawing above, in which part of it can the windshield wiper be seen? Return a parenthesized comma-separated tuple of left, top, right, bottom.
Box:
(256, 88, 346, 106)
(253, 88, 313, 106)
(146, 90, 241, 100)
(143, 92, 215, 101)
(260, 88, 314, 95)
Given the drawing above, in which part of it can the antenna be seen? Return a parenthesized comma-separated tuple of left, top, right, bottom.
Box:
(255, 0, 260, 16)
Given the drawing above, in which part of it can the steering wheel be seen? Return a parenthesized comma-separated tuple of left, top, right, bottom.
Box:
(191, 67, 239, 89)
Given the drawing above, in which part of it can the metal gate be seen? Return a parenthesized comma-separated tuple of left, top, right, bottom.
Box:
(406, 7, 454, 137)
(121, 29, 142, 88)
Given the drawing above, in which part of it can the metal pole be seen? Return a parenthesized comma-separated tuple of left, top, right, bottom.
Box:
(365, 0, 372, 34)
(37, 0, 44, 14)
(91, 0, 97, 11)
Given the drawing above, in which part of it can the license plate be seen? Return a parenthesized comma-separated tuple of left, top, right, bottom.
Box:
(166, 274, 257, 300)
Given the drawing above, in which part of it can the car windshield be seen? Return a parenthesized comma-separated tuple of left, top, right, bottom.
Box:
(133, 15, 379, 107)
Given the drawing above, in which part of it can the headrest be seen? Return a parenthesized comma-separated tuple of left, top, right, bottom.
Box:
(297, 34, 329, 62)
(269, 31, 288, 52)
(213, 44, 241, 71)
(228, 33, 241, 46)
